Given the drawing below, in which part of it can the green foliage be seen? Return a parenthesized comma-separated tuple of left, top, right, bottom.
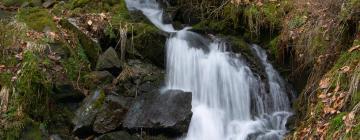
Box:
(17, 7, 57, 32)
(332, 51, 360, 70)
(243, 5, 261, 35)
(327, 112, 347, 138)
(15, 51, 51, 118)
(61, 43, 90, 82)
(268, 36, 280, 58)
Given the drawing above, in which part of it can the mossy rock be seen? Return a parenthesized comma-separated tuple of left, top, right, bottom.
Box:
(130, 23, 167, 68)
(60, 18, 102, 68)
(17, 7, 57, 32)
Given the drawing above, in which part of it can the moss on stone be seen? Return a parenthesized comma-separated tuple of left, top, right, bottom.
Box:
(93, 90, 106, 109)
(17, 7, 57, 32)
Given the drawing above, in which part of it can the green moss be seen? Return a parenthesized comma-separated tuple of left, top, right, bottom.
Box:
(332, 51, 360, 70)
(94, 90, 106, 109)
(244, 5, 261, 35)
(67, 0, 127, 15)
(327, 112, 347, 139)
(70, 0, 91, 9)
(17, 7, 57, 32)
(2, 0, 27, 6)
(262, 3, 281, 26)
(15, 51, 51, 118)
(61, 44, 90, 81)
(0, 72, 12, 87)
(314, 102, 324, 115)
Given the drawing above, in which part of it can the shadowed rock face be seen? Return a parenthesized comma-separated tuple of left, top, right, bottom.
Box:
(123, 90, 192, 135)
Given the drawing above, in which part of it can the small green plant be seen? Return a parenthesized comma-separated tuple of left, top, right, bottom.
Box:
(288, 15, 307, 29)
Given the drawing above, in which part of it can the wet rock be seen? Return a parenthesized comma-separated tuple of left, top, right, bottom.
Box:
(93, 95, 130, 133)
(115, 59, 164, 97)
(96, 47, 122, 76)
(72, 90, 105, 137)
(60, 18, 102, 68)
(123, 90, 192, 134)
(43, 0, 56, 8)
(95, 131, 140, 140)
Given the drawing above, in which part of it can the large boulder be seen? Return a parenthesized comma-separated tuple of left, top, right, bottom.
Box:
(96, 47, 122, 76)
(72, 90, 105, 136)
(93, 95, 131, 133)
(123, 90, 192, 134)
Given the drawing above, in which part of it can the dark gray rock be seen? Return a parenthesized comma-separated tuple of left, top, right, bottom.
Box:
(72, 90, 105, 136)
(116, 59, 164, 97)
(123, 90, 192, 134)
(96, 47, 122, 76)
(93, 95, 130, 133)
(95, 131, 140, 140)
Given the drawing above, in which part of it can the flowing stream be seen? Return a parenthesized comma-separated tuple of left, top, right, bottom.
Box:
(125, 0, 293, 140)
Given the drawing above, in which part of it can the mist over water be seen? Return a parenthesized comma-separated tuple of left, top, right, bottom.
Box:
(125, 0, 293, 139)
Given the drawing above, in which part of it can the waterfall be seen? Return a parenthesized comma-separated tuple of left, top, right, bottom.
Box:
(125, 0, 293, 140)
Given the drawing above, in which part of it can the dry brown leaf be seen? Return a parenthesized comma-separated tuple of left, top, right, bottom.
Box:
(344, 112, 355, 133)
(87, 20, 93, 26)
(319, 78, 330, 89)
(340, 66, 351, 73)
(318, 93, 326, 99)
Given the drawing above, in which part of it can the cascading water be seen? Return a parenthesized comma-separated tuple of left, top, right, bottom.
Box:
(125, 0, 293, 140)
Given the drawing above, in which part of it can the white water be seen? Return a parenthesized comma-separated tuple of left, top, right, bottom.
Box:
(125, 1, 292, 140)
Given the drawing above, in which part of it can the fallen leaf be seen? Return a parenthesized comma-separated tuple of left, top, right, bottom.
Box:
(340, 66, 350, 73)
(319, 78, 330, 89)
(87, 20, 93, 26)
